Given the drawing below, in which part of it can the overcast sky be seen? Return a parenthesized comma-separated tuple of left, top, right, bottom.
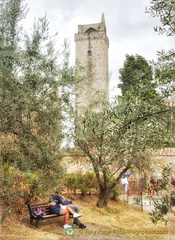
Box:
(22, 0, 175, 99)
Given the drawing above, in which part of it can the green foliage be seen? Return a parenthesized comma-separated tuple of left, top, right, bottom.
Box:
(148, 166, 174, 225)
(149, 193, 175, 225)
(0, 163, 63, 218)
(153, 49, 175, 98)
(64, 172, 97, 195)
(146, 0, 175, 36)
(0, 0, 76, 172)
(0, 0, 75, 218)
(146, 0, 175, 99)
(133, 197, 141, 205)
(118, 54, 160, 101)
(149, 165, 171, 195)
(110, 182, 120, 200)
(64, 173, 78, 194)
(74, 95, 175, 207)
(157, 165, 171, 191)
(0, 0, 61, 171)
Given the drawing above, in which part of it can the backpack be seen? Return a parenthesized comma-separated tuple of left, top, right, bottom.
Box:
(32, 207, 46, 217)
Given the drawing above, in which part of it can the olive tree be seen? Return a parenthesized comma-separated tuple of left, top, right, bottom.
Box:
(0, 0, 75, 215)
(146, 0, 175, 36)
(0, 0, 76, 171)
(73, 95, 174, 207)
(146, 0, 175, 96)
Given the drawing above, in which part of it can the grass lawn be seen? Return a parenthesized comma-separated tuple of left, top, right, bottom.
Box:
(1, 194, 175, 240)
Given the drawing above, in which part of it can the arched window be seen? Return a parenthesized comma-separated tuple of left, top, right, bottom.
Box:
(88, 50, 92, 56)
(85, 27, 97, 34)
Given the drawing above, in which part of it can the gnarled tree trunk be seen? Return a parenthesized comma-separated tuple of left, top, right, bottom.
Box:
(97, 187, 112, 208)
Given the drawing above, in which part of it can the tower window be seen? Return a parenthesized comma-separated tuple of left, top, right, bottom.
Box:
(88, 50, 92, 56)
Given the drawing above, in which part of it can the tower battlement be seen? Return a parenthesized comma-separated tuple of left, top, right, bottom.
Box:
(75, 31, 109, 45)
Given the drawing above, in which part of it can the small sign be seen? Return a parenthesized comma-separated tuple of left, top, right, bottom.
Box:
(65, 227, 74, 236)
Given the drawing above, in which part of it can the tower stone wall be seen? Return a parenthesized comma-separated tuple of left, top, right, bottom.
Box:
(75, 14, 109, 113)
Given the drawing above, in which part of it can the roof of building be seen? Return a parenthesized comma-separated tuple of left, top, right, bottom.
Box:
(155, 148, 175, 156)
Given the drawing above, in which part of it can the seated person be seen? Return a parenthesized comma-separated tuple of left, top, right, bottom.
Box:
(48, 200, 81, 229)
(49, 188, 86, 229)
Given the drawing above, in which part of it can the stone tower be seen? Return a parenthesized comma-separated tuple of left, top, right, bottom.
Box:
(75, 13, 109, 114)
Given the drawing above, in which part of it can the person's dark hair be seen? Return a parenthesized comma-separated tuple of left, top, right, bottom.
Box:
(52, 187, 63, 196)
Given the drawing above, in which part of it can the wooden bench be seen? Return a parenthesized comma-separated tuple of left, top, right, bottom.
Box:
(28, 202, 61, 228)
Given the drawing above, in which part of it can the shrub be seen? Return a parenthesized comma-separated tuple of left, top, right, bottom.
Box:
(64, 173, 78, 194)
(149, 192, 175, 225)
(0, 163, 63, 220)
(64, 172, 97, 195)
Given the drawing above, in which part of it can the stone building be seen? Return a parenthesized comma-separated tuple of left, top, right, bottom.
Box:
(74, 13, 109, 114)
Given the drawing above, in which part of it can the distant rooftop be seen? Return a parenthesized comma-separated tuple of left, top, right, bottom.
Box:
(155, 148, 175, 156)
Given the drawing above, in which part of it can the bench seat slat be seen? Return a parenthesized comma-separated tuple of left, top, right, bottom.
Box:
(41, 214, 58, 219)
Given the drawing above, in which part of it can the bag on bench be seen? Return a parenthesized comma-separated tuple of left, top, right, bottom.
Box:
(32, 207, 46, 218)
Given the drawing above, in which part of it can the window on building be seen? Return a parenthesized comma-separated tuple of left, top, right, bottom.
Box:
(88, 50, 92, 56)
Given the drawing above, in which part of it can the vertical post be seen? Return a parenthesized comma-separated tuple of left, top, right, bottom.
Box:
(140, 191, 143, 212)
(127, 189, 129, 203)
(0, 207, 2, 232)
(0, 161, 3, 231)
(139, 175, 145, 212)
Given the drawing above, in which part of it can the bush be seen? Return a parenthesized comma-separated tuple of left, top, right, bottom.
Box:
(0, 163, 63, 220)
(64, 173, 78, 194)
(111, 185, 120, 200)
(149, 193, 175, 225)
(64, 172, 97, 195)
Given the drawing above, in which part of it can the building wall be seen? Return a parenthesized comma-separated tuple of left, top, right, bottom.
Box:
(62, 149, 175, 179)
(75, 14, 109, 113)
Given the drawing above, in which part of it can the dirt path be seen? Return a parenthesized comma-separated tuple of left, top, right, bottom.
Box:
(0, 219, 173, 240)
